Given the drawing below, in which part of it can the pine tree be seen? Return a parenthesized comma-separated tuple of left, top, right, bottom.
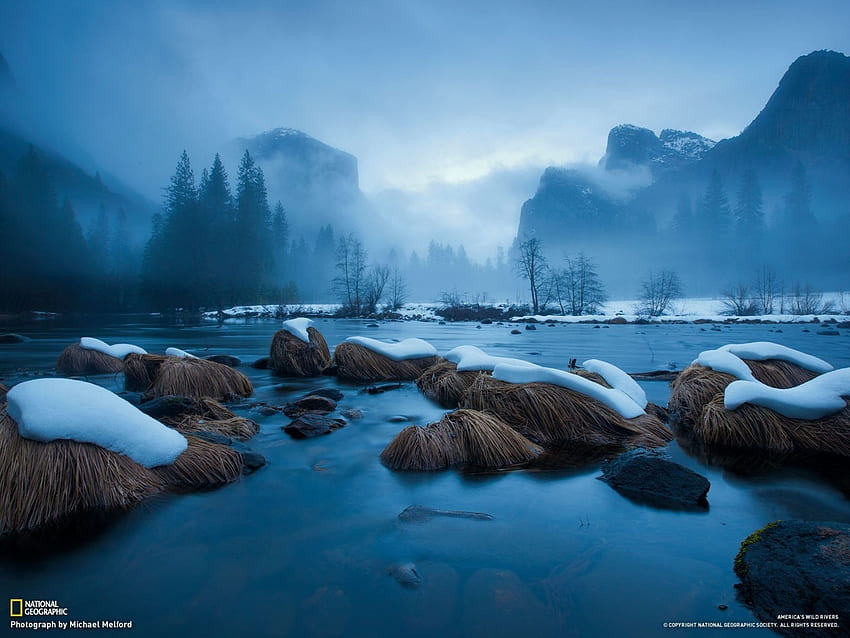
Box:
(198, 153, 234, 307)
(234, 150, 273, 303)
(735, 169, 764, 260)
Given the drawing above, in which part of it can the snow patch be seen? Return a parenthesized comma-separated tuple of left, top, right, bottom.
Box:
(6, 378, 187, 468)
(725, 368, 850, 420)
(445, 345, 539, 372)
(696, 349, 757, 382)
(344, 336, 437, 361)
(582, 359, 647, 408)
(282, 317, 314, 343)
(165, 347, 197, 359)
(718, 342, 833, 373)
(80, 337, 147, 360)
(492, 363, 645, 419)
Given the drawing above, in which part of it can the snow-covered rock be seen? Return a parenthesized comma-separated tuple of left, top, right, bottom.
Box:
(80, 337, 146, 359)
(583, 359, 647, 408)
(282, 317, 314, 343)
(6, 378, 187, 467)
(725, 368, 850, 420)
(492, 363, 645, 419)
(344, 337, 437, 361)
(445, 345, 538, 372)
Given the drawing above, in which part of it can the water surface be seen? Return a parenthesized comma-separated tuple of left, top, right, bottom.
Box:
(2, 317, 849, 637)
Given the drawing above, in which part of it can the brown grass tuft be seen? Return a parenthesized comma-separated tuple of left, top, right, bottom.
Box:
(123, 354, 169, 392)
(415, 359, 486, 408)
(461, 375, 671, 448)
(269, 327, 332, 377)
(0, 411, 163, 535)
(159, 397, 259, 440)
(697, 396, 850, 457)
(380, 409, 542, 471)
(334, 341, 439, 382)
(144, 357, 253, 401)
(669, 359, 822, 428)
(56, 343, 125, 376)
(152, 435, 243, 489)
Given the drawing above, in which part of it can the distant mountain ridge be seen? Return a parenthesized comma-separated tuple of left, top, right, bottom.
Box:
(234, 127, 371, 238)
(517, 50, 850, 248)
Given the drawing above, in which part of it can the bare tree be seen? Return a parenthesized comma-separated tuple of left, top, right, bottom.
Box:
(720, 282, 758, 316)
(362, 264, 391, 314)
(753, 265, 778, 314)
(514, 236, 548, 314)
(562, 252, 607, 315)
(788, 282, 833, 315)
(637, 270, 683, 317)
(332, 233, 368, 315)
(387, 266, 407, 310)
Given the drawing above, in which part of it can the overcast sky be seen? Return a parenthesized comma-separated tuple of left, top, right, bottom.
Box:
(1, 0, 849, 256)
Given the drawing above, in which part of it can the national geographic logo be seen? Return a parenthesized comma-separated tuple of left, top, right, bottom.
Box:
(9, 599, 69, 617)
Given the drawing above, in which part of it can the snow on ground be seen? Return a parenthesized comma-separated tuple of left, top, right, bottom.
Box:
(582, 359, 647, 407)
(202, 294, 849, 324)
(725, 368, 850, 420)
(165, 347, 197, 359)
(6, 378, 187, 467)
(80, 337, 147, 359)
(493, 362, 645, 419)
(444, 345, 539, 371)
(344, 336, 438, 361)
(281, 317, 314, 343)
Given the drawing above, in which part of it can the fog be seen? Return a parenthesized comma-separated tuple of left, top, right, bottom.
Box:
(1, 1, 849, 309)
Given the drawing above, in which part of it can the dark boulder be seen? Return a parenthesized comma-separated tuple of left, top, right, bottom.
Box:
(735, 520, 850, 636)
(251, 357, 271, 369)
(205, 354, 242, 367)
(598, 448, 709, 510)
(525, 324, 537, 331)
(238, 450, 267, 474)
(283, 395, 338, 417)
(284, 414, 346, 439)
(510, 329, 522, 335)
(0, 333, 28, 343)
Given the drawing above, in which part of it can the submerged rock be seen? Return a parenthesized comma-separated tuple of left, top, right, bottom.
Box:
(205, 354, 242, 367)
(398, 505, 494, 522)
(0, 333, 28, 343)
(138, 395, 199, 420)
(510, 329, 522, 335)
(251, 357, 271, 369)
(284, 414, 346, 439)
(283, 395, 338, 417)
(598, 448, 710, 510)
(387, 562, 422, 589)
(735, 520, 850, 636)
(304, 388, 344, 401)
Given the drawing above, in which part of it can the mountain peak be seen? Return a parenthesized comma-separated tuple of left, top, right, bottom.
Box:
(735, 49, 850, 158)
(601, 124, 714, 173)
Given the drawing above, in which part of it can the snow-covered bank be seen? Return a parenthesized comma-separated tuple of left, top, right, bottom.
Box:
(202, 295, 850, 324)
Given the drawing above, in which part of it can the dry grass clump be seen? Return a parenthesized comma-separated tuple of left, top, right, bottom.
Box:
(415, 359, 486, 408)
(669, 359, 822, 428)
(56, 343, 125, 376)
(151, 435, 243, 489)
(269, 327, 331, 377)
(160, 398, 259, 440)
(697, 396, 850, 457)
(334, 342, 439, 382)
(0, 410, 163, 535)
(461, 375, 671, 448)
(380, 409, 542, 471)
(142, 357, 253, 401)
(123, 353, 169, 392)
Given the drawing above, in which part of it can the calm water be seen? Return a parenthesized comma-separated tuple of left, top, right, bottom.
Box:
(2, 317, 850, 638)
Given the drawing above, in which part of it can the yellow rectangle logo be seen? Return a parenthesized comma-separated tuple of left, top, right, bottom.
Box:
(10, 599, 23, 617)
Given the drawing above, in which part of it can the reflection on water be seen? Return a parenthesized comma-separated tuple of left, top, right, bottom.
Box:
(2, 317, 850, 637)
